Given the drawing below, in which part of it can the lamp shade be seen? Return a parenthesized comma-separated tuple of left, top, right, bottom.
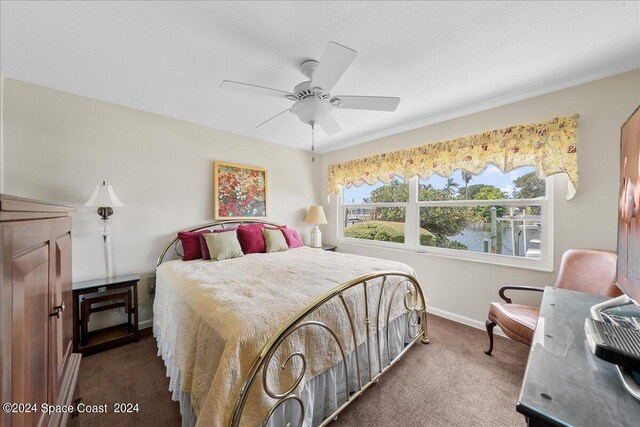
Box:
(304, 205, 327, 225)
(84, 181, 124, 208)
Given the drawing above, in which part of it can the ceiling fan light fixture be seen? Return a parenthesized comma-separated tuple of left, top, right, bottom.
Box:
(290, 97, 332, 125)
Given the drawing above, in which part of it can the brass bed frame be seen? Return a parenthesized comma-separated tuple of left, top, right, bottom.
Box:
(156, 219, 430, 427)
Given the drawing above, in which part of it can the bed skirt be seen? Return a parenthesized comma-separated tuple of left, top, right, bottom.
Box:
(154, 313, 411, 427)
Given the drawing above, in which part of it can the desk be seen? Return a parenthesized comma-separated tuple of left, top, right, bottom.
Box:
(517, 287, 640, 426)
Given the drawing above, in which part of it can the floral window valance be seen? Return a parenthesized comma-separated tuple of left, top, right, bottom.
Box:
(328, 114, 580, 200)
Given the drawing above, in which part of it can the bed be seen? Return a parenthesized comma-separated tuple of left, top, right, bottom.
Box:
(154, 220, 429, 427)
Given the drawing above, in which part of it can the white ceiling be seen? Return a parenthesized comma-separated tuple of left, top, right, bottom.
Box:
(2, 1, 639, 153)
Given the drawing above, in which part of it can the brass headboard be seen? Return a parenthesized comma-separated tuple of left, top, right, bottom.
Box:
(156, 219, 282, 268)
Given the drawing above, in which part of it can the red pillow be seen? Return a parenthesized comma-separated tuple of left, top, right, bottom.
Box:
(281, 228, 304, 248)
(178, 230, 211, 261)
(237, 225, 266, 254)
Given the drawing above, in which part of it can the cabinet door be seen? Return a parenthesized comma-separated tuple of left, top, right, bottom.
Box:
(12, 244, 50, 427)
(51, 230, 72, 394)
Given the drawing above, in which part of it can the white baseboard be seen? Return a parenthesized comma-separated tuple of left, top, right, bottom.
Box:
(427, 306, 506, 337)
(139, 318, 153, 330)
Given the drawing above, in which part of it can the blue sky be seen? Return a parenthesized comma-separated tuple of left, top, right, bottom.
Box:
(343, 164, 536, 204)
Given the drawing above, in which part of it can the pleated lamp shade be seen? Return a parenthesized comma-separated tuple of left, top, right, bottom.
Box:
(84, 181, 124, 208)
(304, 205, 327, 224)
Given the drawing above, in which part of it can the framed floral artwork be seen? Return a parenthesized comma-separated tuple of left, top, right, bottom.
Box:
(214, 161, 268, 219)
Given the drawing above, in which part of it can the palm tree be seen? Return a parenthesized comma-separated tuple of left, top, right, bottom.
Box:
(461, 171, 473, 198)
(445, 177, 460, 198)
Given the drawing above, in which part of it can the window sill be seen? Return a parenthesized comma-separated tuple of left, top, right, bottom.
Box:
(337, 238, 554, 272)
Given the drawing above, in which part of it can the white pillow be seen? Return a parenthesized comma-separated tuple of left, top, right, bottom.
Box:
(204, 232, 244, 261)
(262, 228, 289, 253)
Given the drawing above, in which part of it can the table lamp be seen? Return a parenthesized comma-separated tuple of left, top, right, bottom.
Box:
(304, 205, 327, 248)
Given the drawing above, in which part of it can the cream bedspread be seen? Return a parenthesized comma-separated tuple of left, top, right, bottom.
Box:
(153, 247, 419, 427)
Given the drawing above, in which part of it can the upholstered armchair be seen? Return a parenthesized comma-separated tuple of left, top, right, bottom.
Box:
(484, 249, 621, 355)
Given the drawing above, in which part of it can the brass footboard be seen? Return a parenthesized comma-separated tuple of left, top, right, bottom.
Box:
(229, 271, 429, 427)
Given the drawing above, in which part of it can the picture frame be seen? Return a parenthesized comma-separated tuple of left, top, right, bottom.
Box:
(214, 161, 268, 219)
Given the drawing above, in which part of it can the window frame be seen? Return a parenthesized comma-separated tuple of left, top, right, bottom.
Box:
(337, 175, 554, 272)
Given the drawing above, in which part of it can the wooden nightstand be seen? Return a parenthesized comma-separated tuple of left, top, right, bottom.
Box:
(72, 274, 140, 355)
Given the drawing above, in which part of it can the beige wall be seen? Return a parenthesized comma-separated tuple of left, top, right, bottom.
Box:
(2, 71, 638, 331)
(1, 78, 321, 328)
(320, 70, 640, 327)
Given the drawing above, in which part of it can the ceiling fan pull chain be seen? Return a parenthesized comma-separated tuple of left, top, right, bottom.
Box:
(311, 121, 315, 162)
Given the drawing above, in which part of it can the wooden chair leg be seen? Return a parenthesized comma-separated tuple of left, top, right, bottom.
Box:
(484, 319, 496, 355)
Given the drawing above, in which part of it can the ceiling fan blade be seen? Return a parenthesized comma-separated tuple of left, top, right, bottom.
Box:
(255, 108, 291, 129)
(332, 95, 400, 112)
(318, 114, 342, 135)
(310, 42, 357, 92)
(220, 80, 294, 99)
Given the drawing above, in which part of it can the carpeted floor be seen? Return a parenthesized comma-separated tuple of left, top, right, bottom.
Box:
(79, 315, 528, 427)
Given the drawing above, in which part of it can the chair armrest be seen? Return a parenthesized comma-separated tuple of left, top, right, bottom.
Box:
(498, 285, 546, 304)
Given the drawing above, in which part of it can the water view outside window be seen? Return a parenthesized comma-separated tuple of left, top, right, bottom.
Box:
(418, 205, 542, 257)
(341, 166, 547, 258)
(417, 165, 545, 257)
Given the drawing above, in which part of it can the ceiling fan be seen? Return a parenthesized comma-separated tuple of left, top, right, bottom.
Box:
(220, 41, 400, 157)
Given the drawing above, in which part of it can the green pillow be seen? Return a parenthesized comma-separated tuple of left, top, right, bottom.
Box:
(203, 232, 244, 261)
(262, 228, 289, 253)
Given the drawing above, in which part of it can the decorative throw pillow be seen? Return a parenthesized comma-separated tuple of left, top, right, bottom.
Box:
(198, 234, 210, 260)
(237, 225, 266, 254)
(205, 228, 240, 259)
(281, 228, 304, 248)
(178, 230, 211, 261)
(262, 228, 289, 253)
(203, 232, 244, 261)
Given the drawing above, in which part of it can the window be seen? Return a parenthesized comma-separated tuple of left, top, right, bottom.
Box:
(338, 165, 553, 270)
(343, 178, 408, 244)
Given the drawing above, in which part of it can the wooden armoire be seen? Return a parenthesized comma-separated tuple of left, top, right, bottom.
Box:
(1, 195, 81, 427)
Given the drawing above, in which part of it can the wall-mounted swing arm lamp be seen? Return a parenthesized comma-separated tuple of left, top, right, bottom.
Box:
(84, 181, 124, 278)
(84, 181, 124, 241)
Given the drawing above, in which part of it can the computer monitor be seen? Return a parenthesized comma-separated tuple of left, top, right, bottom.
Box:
(617, 105, 640, 306)
(587, 105, 640, 401)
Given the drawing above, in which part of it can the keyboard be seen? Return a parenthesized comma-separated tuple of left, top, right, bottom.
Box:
(585, 318, 640, 372)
